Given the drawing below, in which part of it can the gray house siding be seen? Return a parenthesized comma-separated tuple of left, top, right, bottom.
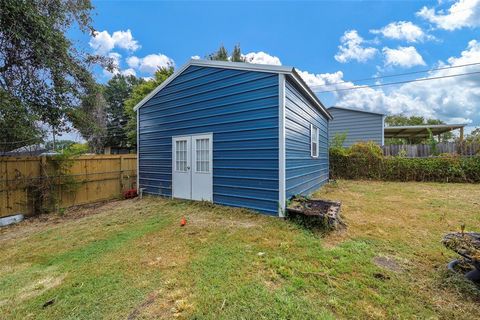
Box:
(138, 65, 280, 215)
(328, 107, 384, 147)
(285, 79, 329, 199)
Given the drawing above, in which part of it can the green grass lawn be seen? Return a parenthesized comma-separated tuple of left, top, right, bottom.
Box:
(1, 180, 479, 319)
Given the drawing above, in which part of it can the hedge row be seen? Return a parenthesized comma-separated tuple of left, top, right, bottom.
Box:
(330, 143, 480, 183)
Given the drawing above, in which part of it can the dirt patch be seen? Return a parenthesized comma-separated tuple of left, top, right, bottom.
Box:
(3, 274, 67, 306)
(373, 256, 403, 273)
(134, 286, 194, 319)
(0, 199, 134, 242)
(187, 214, 260, 230)
(127, 291, 159, 320)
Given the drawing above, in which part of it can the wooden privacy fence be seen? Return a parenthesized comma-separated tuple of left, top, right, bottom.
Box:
(383, 142, 480, 157)
(0, 155, 137, 218)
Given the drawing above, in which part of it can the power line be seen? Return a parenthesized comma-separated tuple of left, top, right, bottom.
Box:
(0, 137, 43, 144)
(315, 70, 480, 93)
(311, 62, 480, 88)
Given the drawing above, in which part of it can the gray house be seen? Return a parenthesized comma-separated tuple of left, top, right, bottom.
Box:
(328, 106, 384, 147)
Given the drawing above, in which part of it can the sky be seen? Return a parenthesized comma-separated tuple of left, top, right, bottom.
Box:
(65, 0, 480, 141)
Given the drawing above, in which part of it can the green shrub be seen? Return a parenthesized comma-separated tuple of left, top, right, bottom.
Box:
(330, 142, 480, 183)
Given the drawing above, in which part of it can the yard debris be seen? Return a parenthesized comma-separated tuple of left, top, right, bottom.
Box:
(442, 231, 480, 283)
(287, 196, 345, 230)
(220, 298, 226, 310)
(180, 217, 187, 226)
(373, 273, 390, 280)
(123, 188, 138, 199)
(257, 252, 265, 257)
(42, 298, 55, 308)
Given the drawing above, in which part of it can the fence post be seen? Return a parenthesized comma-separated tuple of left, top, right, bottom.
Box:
(39, 155, 47, 214)
(5, 159, 10, 213)
(120, 155, 124, 193)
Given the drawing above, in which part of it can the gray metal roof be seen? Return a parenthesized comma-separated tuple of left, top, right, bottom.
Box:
(134, 59, 332, 120)
(384, 124, 466, 138)
(328, 106, 385, 116)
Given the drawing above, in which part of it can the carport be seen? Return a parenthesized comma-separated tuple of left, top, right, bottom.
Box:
(384, 124, 466, 141)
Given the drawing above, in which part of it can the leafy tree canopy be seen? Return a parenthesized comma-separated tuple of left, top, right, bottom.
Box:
(124, 67, 174, 146)
(0, 90, 44, 153)
(465, 127, 480, 143)
(207, 44, 245, 62)
(0, 0, 111, 149)
(103, 74, 144, 148)
(70, 84, 107, 153)
(385, 115, 445, 127)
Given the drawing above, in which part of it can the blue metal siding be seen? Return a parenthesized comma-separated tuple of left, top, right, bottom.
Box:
(138, 66, 279, 215)
(328, 107, 384, 147)
(285, 79, 329, 199)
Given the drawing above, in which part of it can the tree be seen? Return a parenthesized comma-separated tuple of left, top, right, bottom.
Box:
(0, 90, 44, 154)
(207, 44, 245, 62)
(103, 74, 144, 148)
(70, 85, 107, 153)
(207, 45, 229, 61)
(0, 0, 111, 149)
(231, 44, 244, 62)
(124, 67, 174, 146)
(465, 127, 480, 144)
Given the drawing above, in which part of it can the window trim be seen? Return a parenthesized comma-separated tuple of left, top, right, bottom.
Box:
(310, 124, 319, 158)
(174, 139, 189, 172)
(194, 137, 211, 174)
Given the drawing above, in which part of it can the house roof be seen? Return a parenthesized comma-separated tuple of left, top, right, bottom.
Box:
(384, 124, 466, 138)
(328, 106, 385, 116)
(133, 59, 332, 120)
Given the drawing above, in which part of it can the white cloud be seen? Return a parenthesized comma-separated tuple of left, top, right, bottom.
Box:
(371, 21, 433, 42)
(417, 0, 480, 30)
(126, 56, 140, 68)
(321, 40, 480, 126)
(102, 52, 122, 78)
(242, 51, 282, 65)
(296, 69, 354, 92)
(191, 55, 201, 60)
(101, 53, 138, 78)
(108, 52, 122, 67)
(382, 46, 426, 68)
(334, 30, 378, 63)
(127, 53, 174, 75)
(89, 29, 140, 55)
(121, 68, 136, 77)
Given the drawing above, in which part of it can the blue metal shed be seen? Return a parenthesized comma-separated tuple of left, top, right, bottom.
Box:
(135, 60, 332, 216)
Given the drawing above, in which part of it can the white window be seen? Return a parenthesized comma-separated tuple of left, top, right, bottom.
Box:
(311, 124, 319, 158)
(175, 140, 188, 171)
(195, 138, 210, 173)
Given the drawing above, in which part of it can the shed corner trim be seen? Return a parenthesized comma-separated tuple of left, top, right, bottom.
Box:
(278, 74, 286, 217)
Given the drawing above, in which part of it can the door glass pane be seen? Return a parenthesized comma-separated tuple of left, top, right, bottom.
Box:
(311, 126, 318, 157)
(175, 140, 187, 172)
(196, 138, 209, 173)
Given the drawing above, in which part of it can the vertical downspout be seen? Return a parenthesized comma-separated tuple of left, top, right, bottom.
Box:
(382, 115, 385, 146)
(136, 109, 140, 196)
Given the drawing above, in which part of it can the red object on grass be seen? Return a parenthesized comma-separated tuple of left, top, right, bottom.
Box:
(180, 217, 187, 226)
(123, 188, 138, 199)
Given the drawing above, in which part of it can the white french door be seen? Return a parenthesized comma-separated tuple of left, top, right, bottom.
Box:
(172, 133, 213, 201)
